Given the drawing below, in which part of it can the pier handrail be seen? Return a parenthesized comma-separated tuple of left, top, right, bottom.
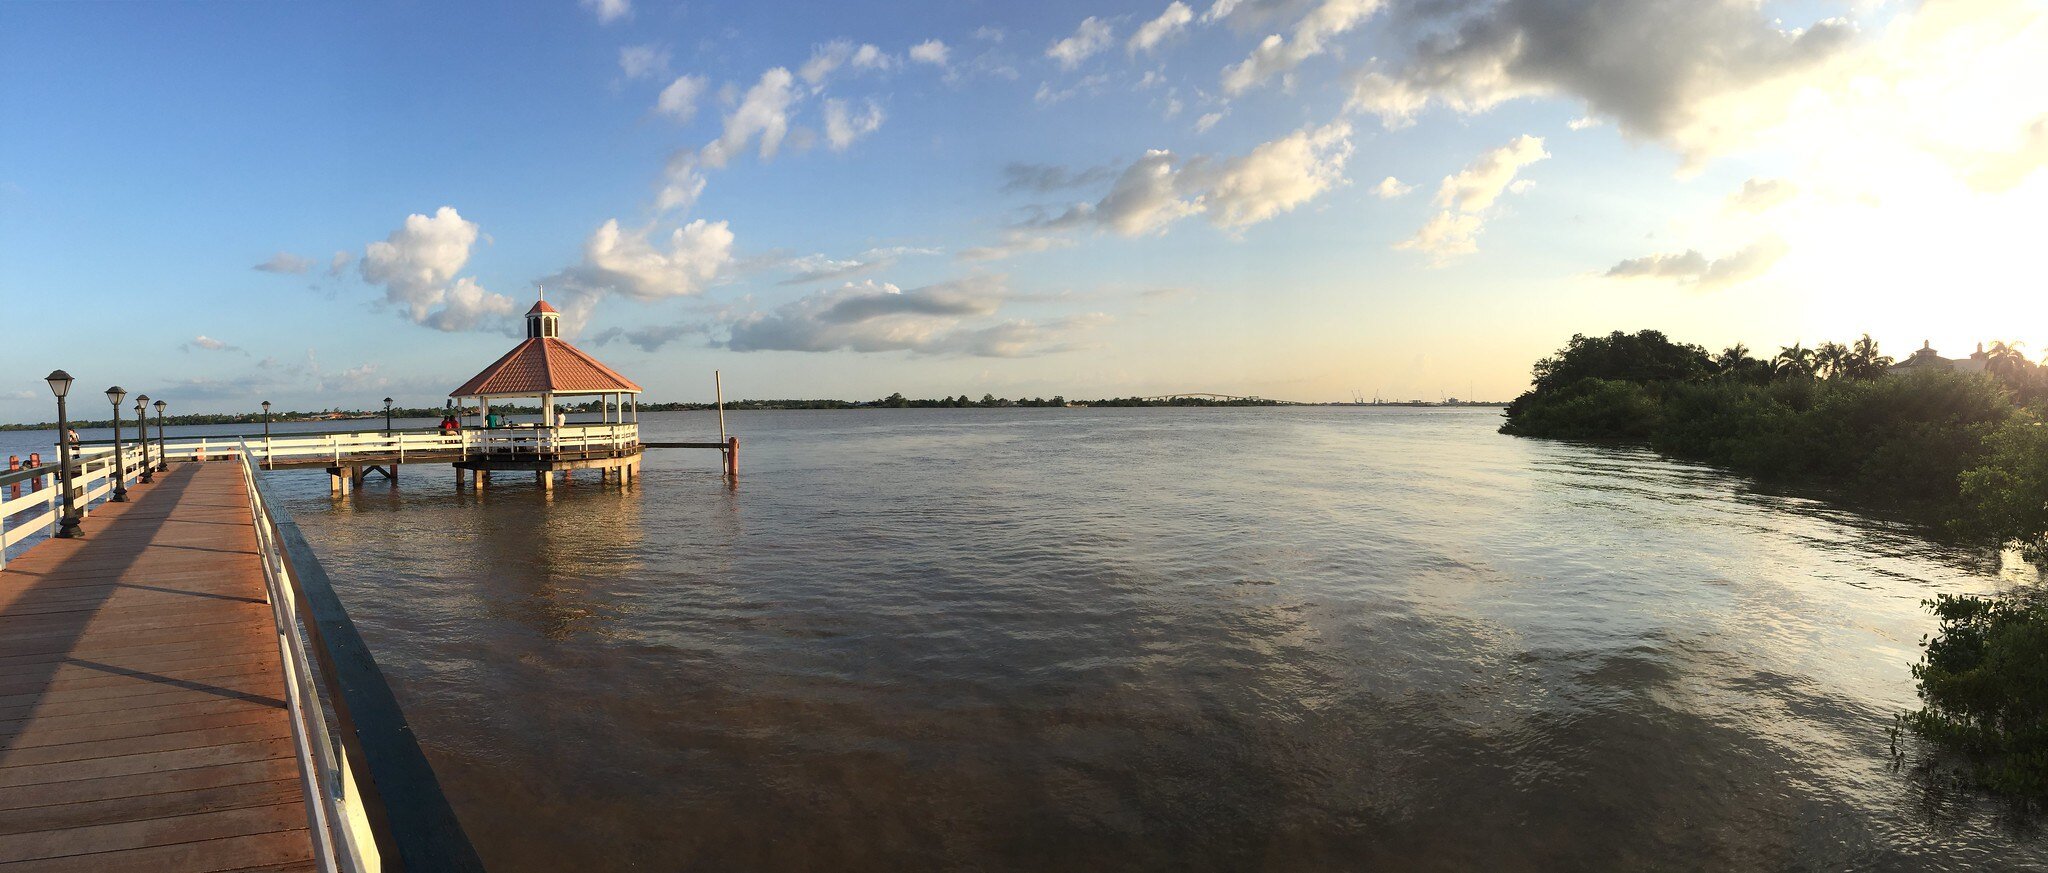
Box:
(108, 422, 641, 468)
(235, 439, 486, 872)
(0, 441, 155, 568)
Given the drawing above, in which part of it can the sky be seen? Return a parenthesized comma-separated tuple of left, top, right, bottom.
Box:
(2, 0, 2045, 419)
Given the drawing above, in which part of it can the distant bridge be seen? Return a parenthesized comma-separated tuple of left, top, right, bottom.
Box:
(1139, 392, 1264, 402)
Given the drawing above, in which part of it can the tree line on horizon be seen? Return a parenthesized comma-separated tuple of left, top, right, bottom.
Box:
(1, 392, 1290, 430)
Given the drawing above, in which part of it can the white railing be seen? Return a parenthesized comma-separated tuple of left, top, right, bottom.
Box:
(0, 440, 156, 569)
(236, 441, 380, 873)
(234, 439, 485, 870)
(2, 423, 639, 567)
(128, 422, 639, 468)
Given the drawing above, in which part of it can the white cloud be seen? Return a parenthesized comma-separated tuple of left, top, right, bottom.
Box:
(1372, 176, 1413, 198)
(973, 26, 1006, 43)
(1205, 121, 1354, 228)
(1567, 116, 1601, 131)
(726, 277, 1104, 357)
(1398, 135, 1547, 259)
(1200, 0, 1242, 24)
(1726, 177, 1798, 213)
(184, 335, 242, 353)
(777, 246, 939, 285)
(359, 207, 519, 331)
(656, 74, 707, 121)
(1604, 236, 1789, 289)
(574, 218, 734, 301)
(909, 39, 950, 66)
(1033, 75, 1108, 106)
(619, 44, 669, 80)
(428, 277, 521, 332)
(1394, 211, 1484, 258)
(253, 252, 313, 274)
(1346, 0, 1854, 162)
(1434, 134, 1548, 212)
(1221, 0, 1383, 94)
(1047, 17, 1115, 70)
(1194, 110, 1225, 133)
(800, 40, 895, 86)
(852, 44, 896, 72)
(1967, 115, 2048, 192)
(1098, 150, 1206, 236)
(823, 99, 885, 150)
(580, 0, 629, 25)
(701, 68, 795, 168)
(1130, 3, 1195, 56)
(974, 120, 1355, 256)
(328, 251, 353, 278)
(657, 152, 706, 213)
(958, 232, 1075, 262)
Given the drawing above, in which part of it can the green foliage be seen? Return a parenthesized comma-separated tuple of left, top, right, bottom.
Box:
(1504, 331, 2048, 534)
(1902, 593, 2048, 798)
(1499, 378, 1661, 439)
(1957, 409, 2048, 550)
(1528, 330, 1712, 393)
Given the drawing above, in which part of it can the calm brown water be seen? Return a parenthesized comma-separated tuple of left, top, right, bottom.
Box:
(251, 407, 2045, 870)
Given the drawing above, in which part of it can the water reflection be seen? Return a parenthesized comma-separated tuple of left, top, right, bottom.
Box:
(270, 408, 2048, 871)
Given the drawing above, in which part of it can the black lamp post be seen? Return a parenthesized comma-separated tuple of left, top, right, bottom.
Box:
(153, 400, 168, 471)
(46, 370, 82, 538)
(261, 400, 271, 468)
(384, 397, 394, 435)
(134, 395, 153, 484)
(106, 385, 128, 503)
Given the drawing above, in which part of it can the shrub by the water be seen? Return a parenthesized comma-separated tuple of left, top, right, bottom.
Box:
(1903, 593, 2048, 799)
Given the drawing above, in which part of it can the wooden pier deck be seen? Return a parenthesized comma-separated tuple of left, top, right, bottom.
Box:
(0, 463, 313, 871)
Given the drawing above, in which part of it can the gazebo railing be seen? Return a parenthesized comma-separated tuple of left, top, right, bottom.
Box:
(61, 423, 640, 468)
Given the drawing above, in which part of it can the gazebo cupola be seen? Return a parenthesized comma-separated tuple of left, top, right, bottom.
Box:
(527, 298, 562, 338)
(450, 293, 644, 427)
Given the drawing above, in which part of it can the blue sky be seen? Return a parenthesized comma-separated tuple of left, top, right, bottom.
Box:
(3, 0, 2044, 419)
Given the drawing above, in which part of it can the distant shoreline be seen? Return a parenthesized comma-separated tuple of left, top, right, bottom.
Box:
(0, 399, 1506, 430)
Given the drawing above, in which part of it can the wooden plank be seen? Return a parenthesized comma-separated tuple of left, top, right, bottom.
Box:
(0, 642, 278, 683)
(1, 718, 292, 769)
(0, 464, 314, 868)
(0, 778, 303, 836)
(0, 756, 298, 811)
(0, 736, 298, 790)
(0, 696, 287, 736)
(0, 673, 286, 721)
(0, 800, 308, 862)
(4, 706, 284, 752)
(0, 828, 314, 872)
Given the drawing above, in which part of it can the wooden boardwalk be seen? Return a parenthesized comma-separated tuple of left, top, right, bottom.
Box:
(0, 463, 314, 871)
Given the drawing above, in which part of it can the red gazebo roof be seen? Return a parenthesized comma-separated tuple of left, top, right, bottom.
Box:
(449, 337, 643, 397)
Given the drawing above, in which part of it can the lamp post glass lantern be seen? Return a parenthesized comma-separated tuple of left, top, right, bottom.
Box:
(135, 395, 152, 483)
(384, 397, 394, 435)
(45, 370, 81, 538)
(106, 386, 127, 502)
(153, 400, 167, 472)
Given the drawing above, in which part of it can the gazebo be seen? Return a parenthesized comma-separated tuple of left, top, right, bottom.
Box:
(447, 296, 644, 490)
(452, 297, 642, 427)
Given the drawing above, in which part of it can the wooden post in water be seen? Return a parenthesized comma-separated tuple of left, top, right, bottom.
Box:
(725, 436, 739, 479)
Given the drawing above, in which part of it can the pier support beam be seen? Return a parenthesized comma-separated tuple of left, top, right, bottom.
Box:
(536, 471, 552, 492)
